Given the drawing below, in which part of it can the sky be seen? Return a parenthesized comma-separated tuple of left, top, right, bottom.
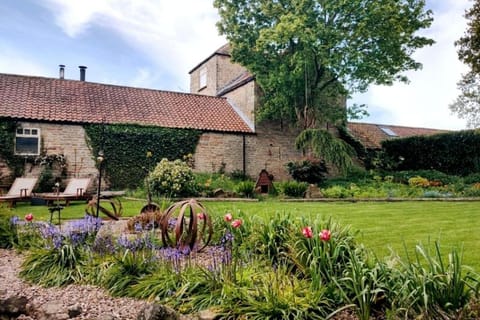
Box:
(0, 0, 473, 130)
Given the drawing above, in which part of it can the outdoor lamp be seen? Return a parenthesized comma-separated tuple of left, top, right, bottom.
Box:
(97, 150, 105, 163)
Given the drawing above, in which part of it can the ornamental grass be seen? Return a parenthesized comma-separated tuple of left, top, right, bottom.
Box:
(1, 205, 480, 319)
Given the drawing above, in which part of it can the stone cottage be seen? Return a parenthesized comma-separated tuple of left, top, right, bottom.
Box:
(0, 45, 446, 189)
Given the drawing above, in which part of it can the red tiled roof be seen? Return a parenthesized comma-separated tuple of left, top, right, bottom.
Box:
(347, 122, 448, 149)
(0, 73, 253, 133)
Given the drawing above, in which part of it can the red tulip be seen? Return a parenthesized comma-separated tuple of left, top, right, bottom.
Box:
(224, 213, 233, 222)
(302, 226, 313, 238)
(25, 213, 34, 222)
(197, 212, 206, 220)
(231, 219, 242, 228)
(319, 229, 331, 241)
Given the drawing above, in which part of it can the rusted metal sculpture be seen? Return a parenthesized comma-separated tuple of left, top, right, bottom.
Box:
(85, 197, 123, 220)
(160, 199, 212, 252)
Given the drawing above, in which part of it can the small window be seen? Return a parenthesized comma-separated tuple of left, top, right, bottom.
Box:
(379, 127, 398, 137)
(15, 128, 41, 155)
(199, 67, 207, 89)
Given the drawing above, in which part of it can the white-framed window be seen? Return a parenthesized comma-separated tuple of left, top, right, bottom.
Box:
(15, 128, 41, 155)
(199, 67, 207, 89)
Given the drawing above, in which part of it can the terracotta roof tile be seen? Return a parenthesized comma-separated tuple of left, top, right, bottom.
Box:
(347, 122, 448, 149)
(0, 73, 253, 133)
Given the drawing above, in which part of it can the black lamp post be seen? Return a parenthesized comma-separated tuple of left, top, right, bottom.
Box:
(95, 150, 104, 218)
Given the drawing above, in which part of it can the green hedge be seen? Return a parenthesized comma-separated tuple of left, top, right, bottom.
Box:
(381, 130, 480, 176)
(85, 124, 201, 189)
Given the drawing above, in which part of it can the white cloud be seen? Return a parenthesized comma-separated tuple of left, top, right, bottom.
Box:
(41, 0, 225, 90)
(351, 0, 471, 130)
(38, 0, 471, 130)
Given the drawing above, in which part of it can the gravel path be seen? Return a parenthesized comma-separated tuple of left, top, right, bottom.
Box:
(0, 248, 148, 319)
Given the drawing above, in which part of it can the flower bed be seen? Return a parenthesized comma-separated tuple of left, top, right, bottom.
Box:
(1, 203, 480, 319)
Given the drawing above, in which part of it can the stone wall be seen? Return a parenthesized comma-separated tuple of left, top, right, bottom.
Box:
(193, 132, 244, 174)
(190, 54, 246, 96)
(223, 81, 256, 125)
(0, 121, 98, 190)
(245, 121, 304, 181)
(194, 121, 304, 181)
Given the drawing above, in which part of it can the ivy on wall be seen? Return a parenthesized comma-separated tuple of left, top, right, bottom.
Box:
(84, 124, 202, 190)
(0, 119, 25, 179)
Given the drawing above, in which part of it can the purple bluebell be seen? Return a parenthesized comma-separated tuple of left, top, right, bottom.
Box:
(134, 222, 143, 233)
(93, 235, 115, 255)
(9, 216, 19, 225)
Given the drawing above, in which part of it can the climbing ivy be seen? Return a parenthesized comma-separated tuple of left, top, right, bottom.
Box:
(0, 119, 25, 179)
(84, 124, 202, 190)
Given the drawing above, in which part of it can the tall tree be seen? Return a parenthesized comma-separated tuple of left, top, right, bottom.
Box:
(214, 0, 434, 172)
(450, 0, 480, 128)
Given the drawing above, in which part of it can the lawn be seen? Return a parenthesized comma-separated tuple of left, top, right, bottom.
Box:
(4, 198, 480, 270)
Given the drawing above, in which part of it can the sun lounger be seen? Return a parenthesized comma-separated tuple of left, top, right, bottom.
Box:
(0, 177, 38, 207)
(36, 178, 91, 206)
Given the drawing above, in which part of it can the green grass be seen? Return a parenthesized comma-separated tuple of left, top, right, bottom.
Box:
(4, 199, 480, 270)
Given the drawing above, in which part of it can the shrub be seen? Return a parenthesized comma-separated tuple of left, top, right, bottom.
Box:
(464, 172, 480, 184)
(280, 181, 308, 198)
(392, 170, 460, 185)
(194, 173, 238, 197)
(0, 214, 18, 248)
(408, 176, 430, 187)
(321, 185, 352, 198)
(462, 185, 480, 197)
(236, 181, 255, 198)
(286, 159, 327, 184)
(381, 130, 480, 175)
(229, 169, 248, 181)
(148, 158, 196, 197)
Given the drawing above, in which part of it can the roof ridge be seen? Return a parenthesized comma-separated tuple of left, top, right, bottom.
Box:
(0, 72, 228, 101)
(0, 72, 253, 133)
(348, 121, 449, 131)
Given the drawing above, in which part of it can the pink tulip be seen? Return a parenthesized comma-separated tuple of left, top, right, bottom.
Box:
(224, 213, 233, 222)
(302, 226, 313, 238)
(319, 229, 331, 241)
(25, 213, 34, 222)
(231, 219, 242, 228)
(197, 212, 206, 220)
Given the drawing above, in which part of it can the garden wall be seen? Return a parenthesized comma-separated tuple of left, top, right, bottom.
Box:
(0, 121, 98, 190)
(194, 121, 304, 181)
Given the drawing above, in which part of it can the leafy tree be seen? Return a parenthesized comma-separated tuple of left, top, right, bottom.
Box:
(450, 0, 480, 128)
(214, 0, 434, 172)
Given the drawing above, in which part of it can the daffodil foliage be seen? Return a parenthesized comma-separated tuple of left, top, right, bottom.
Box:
(214, 0, 434, 171)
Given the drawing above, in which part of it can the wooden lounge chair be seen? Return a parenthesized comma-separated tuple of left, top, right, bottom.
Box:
(36, 178, 91, 206)
(0, 177, 38, 207)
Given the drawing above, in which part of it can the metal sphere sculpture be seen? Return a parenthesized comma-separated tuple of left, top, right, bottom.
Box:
(160, 199, 212, 252)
